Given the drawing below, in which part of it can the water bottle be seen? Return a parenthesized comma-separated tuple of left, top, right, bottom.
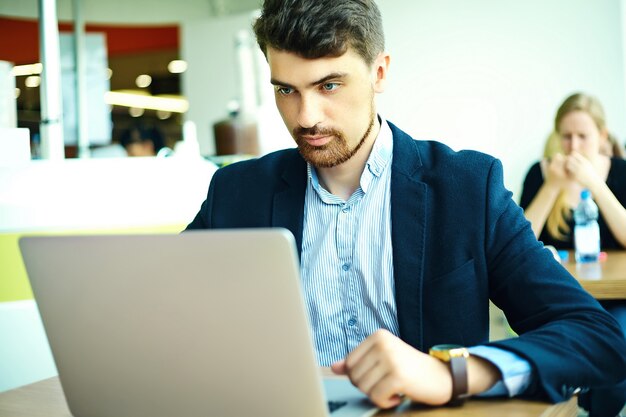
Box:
(573, 189, 600, 263)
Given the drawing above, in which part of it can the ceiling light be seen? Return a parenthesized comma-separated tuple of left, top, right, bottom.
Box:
(11, 63, 43, 77)
(25, 75, 41, 88)
(129, 107, 145, 117)
(104, 91, 189, 113)
(156, 110, 172, 120)
(135, 74, 152, 88)
(15, 88, 21, 98)
(105, 68, 113, 80)
(168, 60, 188, 74)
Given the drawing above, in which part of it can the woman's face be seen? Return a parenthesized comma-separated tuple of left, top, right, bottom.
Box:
(558, 110, 606, 159)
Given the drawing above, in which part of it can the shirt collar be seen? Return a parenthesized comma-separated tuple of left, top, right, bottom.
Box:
(366, 116, 393, 178)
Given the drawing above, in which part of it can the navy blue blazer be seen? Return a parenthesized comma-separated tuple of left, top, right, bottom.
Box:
(187, 122, 626, 405)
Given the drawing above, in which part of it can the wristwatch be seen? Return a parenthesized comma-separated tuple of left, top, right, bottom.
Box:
(429, 344, 470, 406)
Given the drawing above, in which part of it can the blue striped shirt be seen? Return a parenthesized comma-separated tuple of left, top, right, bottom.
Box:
(301, 118, 398, 365)
(300, 118, 532, 397)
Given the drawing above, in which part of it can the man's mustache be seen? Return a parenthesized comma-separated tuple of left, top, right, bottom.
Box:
(293, 126, 341, 138)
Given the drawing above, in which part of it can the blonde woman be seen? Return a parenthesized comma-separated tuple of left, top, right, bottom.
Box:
(519, 93, 626, 250)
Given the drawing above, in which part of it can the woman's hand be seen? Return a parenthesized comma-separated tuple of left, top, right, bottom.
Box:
(542, 154, 570, 190)
(564, 152, 605, 193)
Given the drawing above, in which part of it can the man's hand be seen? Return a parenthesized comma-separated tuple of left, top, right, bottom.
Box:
(330, 330, 501, 409)
(331, 330, 452, 408)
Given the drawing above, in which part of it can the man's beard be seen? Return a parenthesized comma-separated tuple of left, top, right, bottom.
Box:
(292, 103, 376, 168)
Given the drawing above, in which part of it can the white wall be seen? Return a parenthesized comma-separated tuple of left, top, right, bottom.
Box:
(377, 0, 626, 199)
(182, 0, 626, 200)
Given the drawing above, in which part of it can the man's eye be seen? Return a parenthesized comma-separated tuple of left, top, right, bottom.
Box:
(276, 87, 293, 95)
(322, 83, 339, 92)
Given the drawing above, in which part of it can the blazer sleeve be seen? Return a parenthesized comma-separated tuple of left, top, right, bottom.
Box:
(482, 159, 626, 403)
(185, 166, 220, 230)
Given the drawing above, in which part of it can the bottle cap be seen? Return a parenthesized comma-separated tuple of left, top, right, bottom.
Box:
(581, 189, 591, 199)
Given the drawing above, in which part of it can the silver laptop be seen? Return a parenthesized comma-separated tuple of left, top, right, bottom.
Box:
(20, 229, 378, 417)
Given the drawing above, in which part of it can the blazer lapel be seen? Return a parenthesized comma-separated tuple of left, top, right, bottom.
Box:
(389, 122, 428, 351)
(272, 153, 307, 259)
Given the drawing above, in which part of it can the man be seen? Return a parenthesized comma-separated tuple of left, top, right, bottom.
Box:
(187, 0, 626, 414)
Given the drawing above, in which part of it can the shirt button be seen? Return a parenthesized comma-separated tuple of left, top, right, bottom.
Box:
(348, 318, 357, 326)
(341, 207, 350, 213)
(342, 264, 350, 271)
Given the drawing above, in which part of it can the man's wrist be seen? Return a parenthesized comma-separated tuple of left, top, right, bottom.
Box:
(429, 345, 470, 405)
(467, 355, 502, 395)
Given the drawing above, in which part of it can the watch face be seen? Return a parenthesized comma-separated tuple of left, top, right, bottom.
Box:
(430, 344, 463, 352)
(429, 344, 469, 361)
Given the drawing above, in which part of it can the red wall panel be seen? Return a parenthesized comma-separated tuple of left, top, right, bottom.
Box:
(0, 17, 179, 65)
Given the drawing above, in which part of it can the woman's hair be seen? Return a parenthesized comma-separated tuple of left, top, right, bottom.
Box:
(542, 130, 562, 159)
(554, 92, 607, 133)
(253, 0, 385, 65)
(545, 93, 609, 240)
(542, 130, 570, 240)
(606, 133, 626, 159)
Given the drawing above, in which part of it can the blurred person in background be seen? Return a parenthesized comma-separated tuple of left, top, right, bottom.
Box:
(120, 124, 167, 157)
(520, 92, 626, 250)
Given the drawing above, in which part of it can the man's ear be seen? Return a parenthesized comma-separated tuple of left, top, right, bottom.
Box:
(372, 52, 390, 93)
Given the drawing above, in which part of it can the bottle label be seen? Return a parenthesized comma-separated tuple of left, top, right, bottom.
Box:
(574, 223, 600, 261)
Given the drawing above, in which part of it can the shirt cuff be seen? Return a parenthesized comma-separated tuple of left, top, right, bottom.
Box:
(468, 345, 533, 397)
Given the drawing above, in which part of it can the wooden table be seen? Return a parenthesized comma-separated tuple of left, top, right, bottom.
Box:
(0, 376, 578, 417)
(561, 251, 626, 299)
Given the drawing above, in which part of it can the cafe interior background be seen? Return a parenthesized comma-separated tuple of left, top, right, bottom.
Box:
(1, 0, 625, 393)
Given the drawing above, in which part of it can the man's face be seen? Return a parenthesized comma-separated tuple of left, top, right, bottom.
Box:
(267, 47, 387, 168)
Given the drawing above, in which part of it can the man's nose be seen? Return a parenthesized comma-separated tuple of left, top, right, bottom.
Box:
(297, 94, 323, 129)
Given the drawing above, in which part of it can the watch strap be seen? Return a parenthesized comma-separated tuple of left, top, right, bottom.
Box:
(447, 355, 469, 406)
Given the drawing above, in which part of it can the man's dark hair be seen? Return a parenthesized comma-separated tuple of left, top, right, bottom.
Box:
(253, 0, 385, 64)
